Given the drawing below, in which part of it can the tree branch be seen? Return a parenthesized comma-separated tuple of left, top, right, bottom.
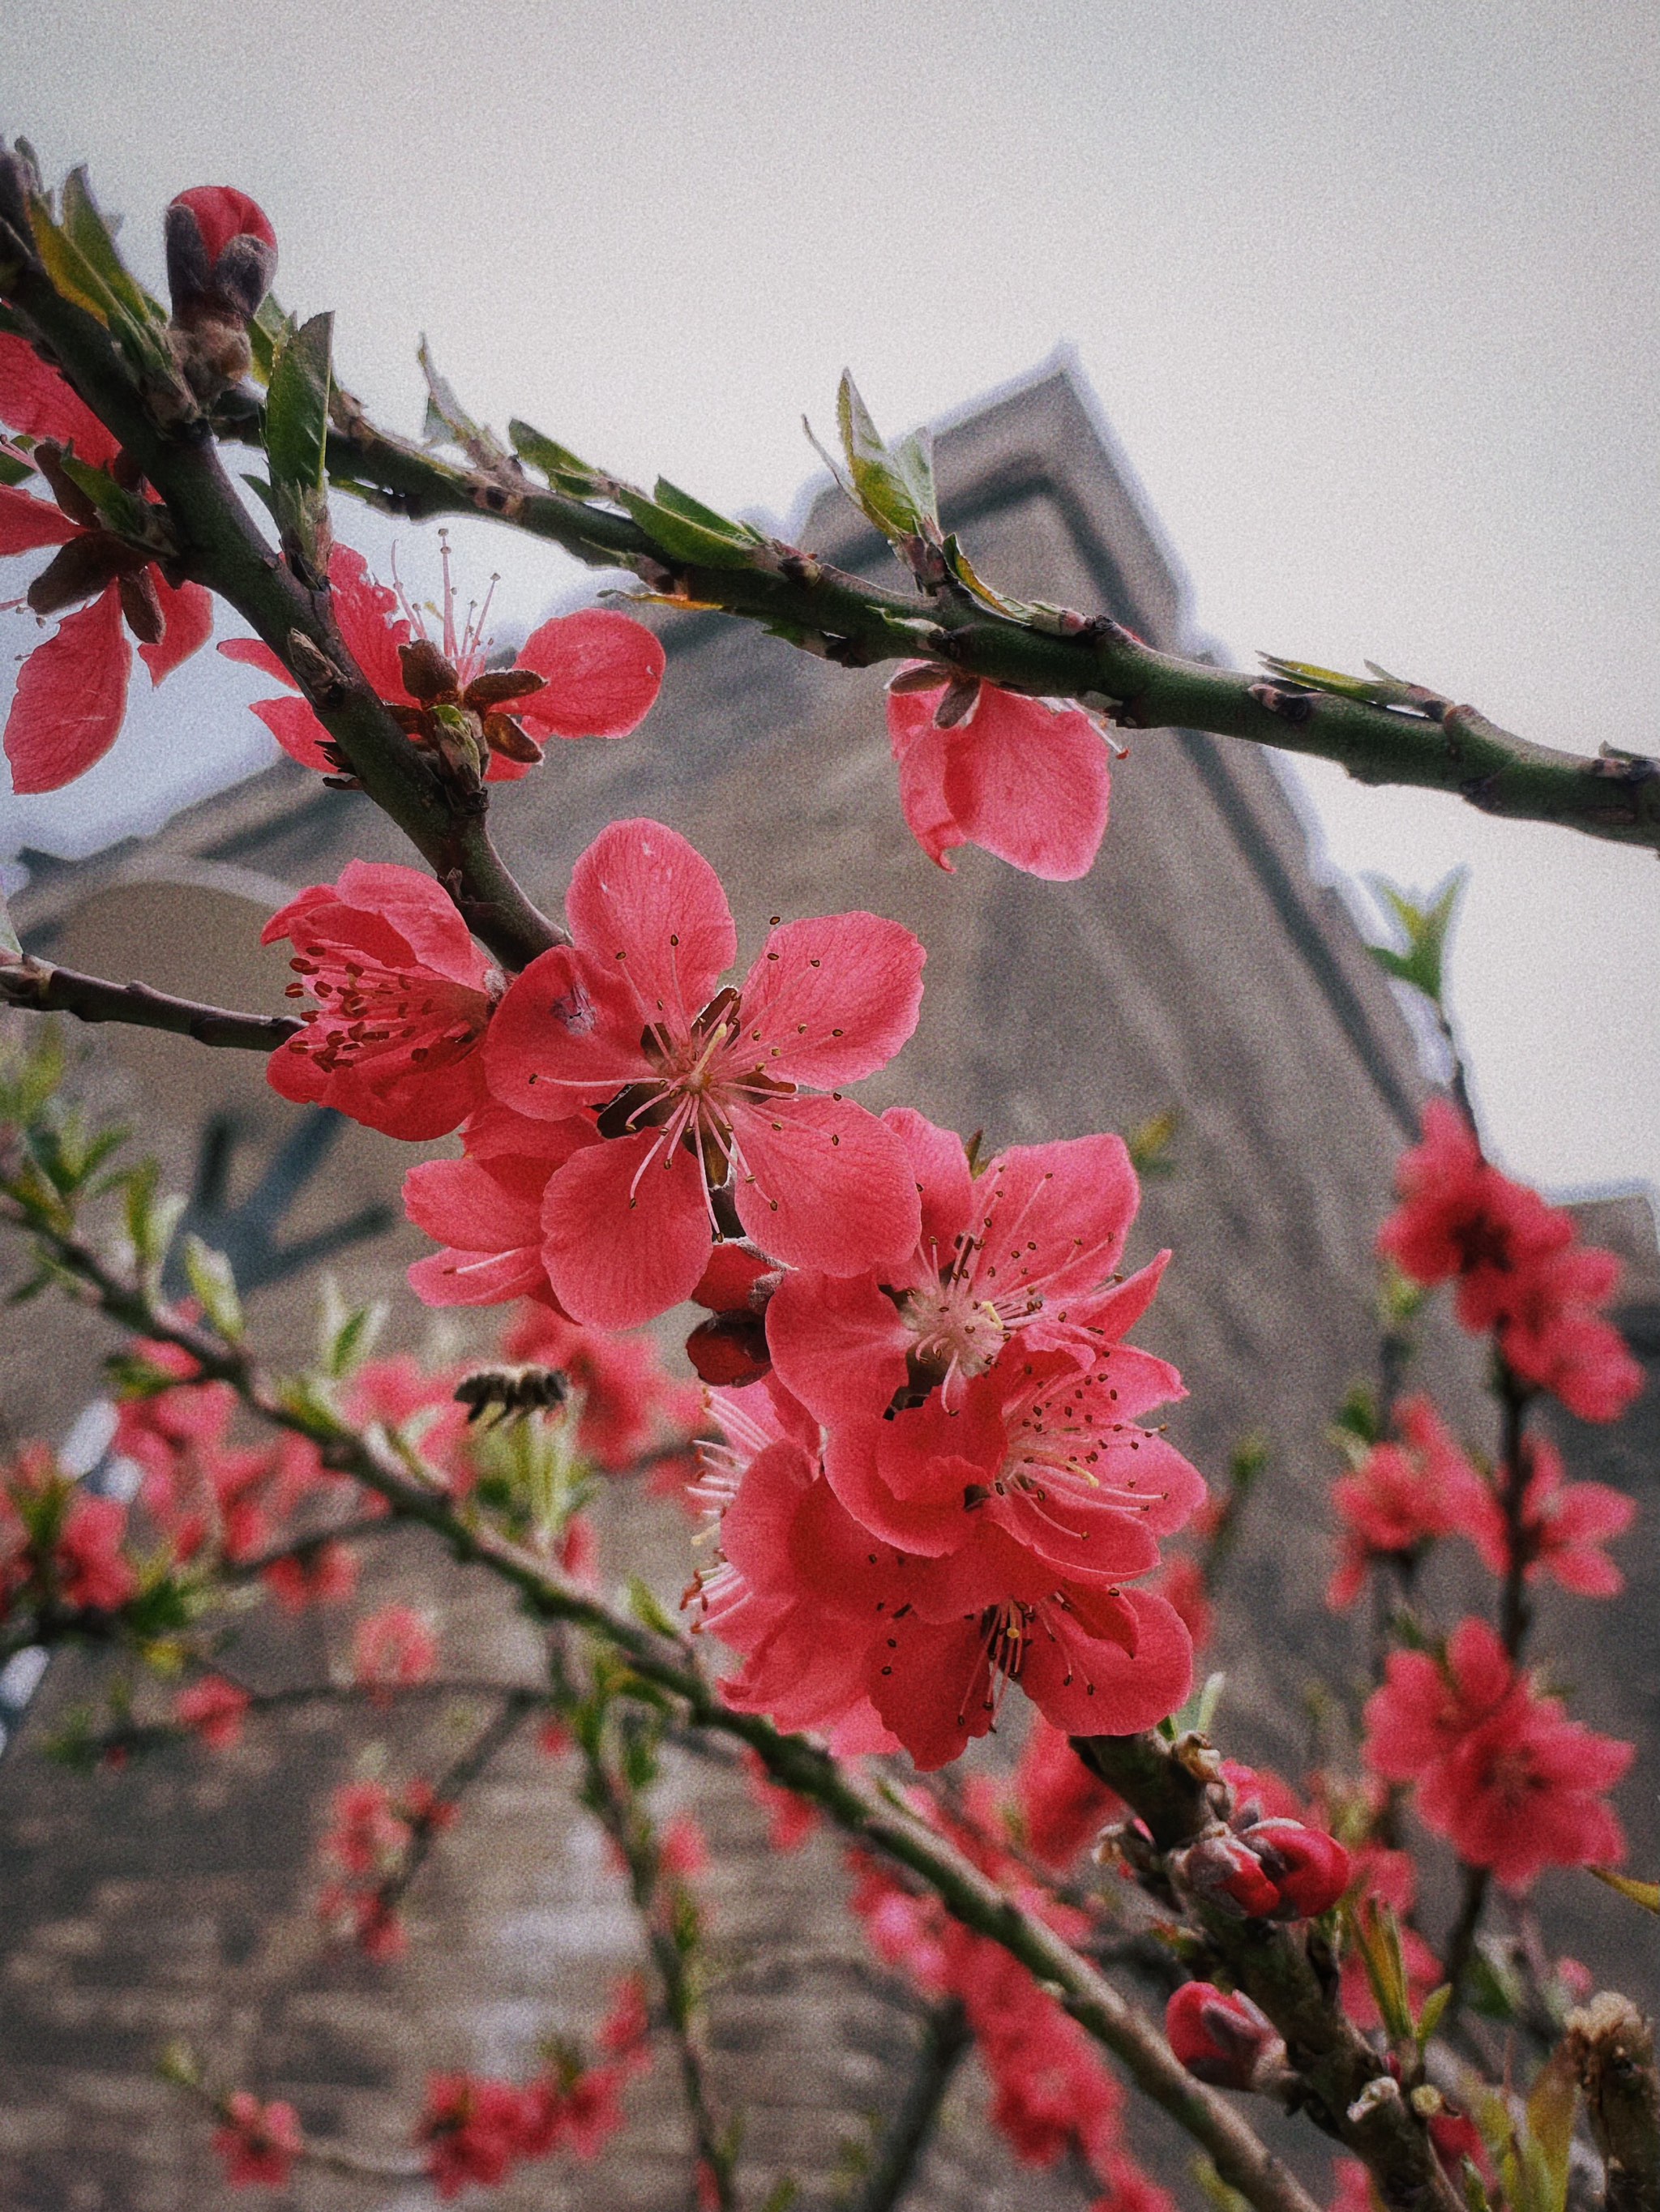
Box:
(3, 270, 563, 973)
(1, 956, 301, 1052)
(849, 1996, 972, 2212)
(9, 1209, 1320, 2212)
(1568, 1996, 1660, 2212)
(310, 402, 1660, 856)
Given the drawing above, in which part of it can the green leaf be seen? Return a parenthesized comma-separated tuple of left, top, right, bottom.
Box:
(60, 169, 164, 329)
(122, 1162, 185, 1276)
(54, 451, 156, 540)
(626, 1577, 679, 1639)
(1415, 1981, 1453, 2050)
(832, 370, 939, 546)
(618, 484, 759, 569)
(507, 419, 608, 497)
(0, 451, 34, 487)
(1257, 653, 1437, 712)
(318, 1277, 387, 1380)
(1590, 1866, 1660, 1913)
(182, 1234, 243, 1342)
(246, 293, 293, 386)
(265, 310, 333, 571)
(1345, 1898, 1414, 2044)
(1523, 2049, 1577, 2212)
(417, 338, 506, 465)
(1363, 869, 1466, 1009)
(1126, 1107, 1178, 1178)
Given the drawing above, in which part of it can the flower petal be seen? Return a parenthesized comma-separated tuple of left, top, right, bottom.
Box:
(408, 1243, 550, 1308)
(486, 944, 654, 1111)
(329, 859, 493, 989)
(565, 818, 736, 1030)
(941, 687, 1111, 880)
(403, 1154, 546, 1254)
(0, 482, 82, 555)
(327, 545, 413, 700)
(218, 635, 296, 686)
(1020, 1588, 1192, 1738)
(729, 1094, 921, 1274)
(0, 334, 120, 467)
(139, 577, 214, 685)
(766, 1266, 914, 1428)
(735, 912, 925, 1085)
(965, 1134, 1138, 1304)
(886, 686, 965, 869)
(541, 1131, 712, 1328)
(3, 588, 130, 794)
(516, 608, 665, 738)
(248, 693, 335, 771)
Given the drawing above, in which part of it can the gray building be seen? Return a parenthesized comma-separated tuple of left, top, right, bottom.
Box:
(2, 362, 1654, 2210)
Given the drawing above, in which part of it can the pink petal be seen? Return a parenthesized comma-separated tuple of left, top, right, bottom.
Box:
(0, 334, 120, 467)
(327, 545, 413, 701)
(139, 577, 214, 685)
(866, 1613, 993, 1770)
(766, 1267, 914, 1428)
(541, 1132, 712, 1328)
(248, 693, 335, 772)
(408, 1244, 550, 1308)
(729, 1094, 921, 1274)
(402, 1155, 545, 1252)
(1020, 1589, 1192, 1739)
(735, 912, 925, 1085)
(1066, 1252, 1173, 1343)
(942, 687, 1111, 881)
(965, 1134, 1137, 1304)
(486, 945, 654, 1113)
(886, 687, 965, 869)
(883, 1107, 974, 1257)
(4, 588, 130, 794)
(331, 860, 492, 989)
(516, 609, 665, 739)
(218, 635, 296, 686)
(0, 482, 82, 554)
(566, 819, 737, 1030)
(824, 1418, 986, 1556)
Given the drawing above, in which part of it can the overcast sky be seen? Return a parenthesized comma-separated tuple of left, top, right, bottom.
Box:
(2, 1, 1657, 1198)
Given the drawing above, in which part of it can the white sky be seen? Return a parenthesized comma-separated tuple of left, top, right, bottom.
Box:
(2, 1, 1657, 1196)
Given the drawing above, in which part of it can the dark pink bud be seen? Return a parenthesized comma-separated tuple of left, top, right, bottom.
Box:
(165, 186, 277, 323)
(1174, 1829, 1282, 1917)
(1166, 1983, 1283, 2090)
(1243, 1816, 1351, 1919)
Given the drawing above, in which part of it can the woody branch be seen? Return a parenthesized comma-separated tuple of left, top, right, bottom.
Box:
(310, 397, 1660, 855)
(1, 1192, 1323, 2212)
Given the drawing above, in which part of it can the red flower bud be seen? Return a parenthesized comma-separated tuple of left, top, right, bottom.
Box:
(1174, 1829, 1283, 1917)
(1242, 1816, 1352, 1919)
(1166, 1983, 1283, 2090)
(165, 186, 277, 323)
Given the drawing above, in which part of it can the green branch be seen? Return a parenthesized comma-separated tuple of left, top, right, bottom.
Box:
(310, 399, 1660, 857)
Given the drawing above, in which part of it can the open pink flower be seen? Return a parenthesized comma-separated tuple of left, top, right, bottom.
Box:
(1467, 1433, 1634, 1598)
(885, 668, 1112, 880)
(1363, 1617, 1632, 1890)
(824, 1332, 1203, 1564)
(419, 2075, 533, 2198)
(1497, 1242, 1643, 1423)
(212, 2091, 303, 2188)
(484, 819, 926, 1328)
(1, 334, 212, 794)
(220, 541, 663, 779)
(1326, 1396, 1496, 1608)
(177, 1675, 252, 1751)
(263, 861, 502, 1139)
(1377, 1101, 1573, 1331)
(352, 1604, 439, 1696)
(768, 1107, 1157, 1426)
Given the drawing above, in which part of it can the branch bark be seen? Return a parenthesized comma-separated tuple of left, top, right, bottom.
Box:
(9, 1210, 1320, 2212)
(310, 402, 1660, 856)
(1568, 1996, 1660, 2212)
(1, 956, 300, 1052)
(850, 1996, 973, 2212)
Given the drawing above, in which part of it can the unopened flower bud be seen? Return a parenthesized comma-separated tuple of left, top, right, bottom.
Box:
(1240, 1816, 1351, 1919)
(1173, 1828, 1283, 1918)
(1166, 1982, 1284, 2091)
(165, 186, 277, 323)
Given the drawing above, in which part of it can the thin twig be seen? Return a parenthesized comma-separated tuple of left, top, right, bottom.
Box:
(849, 1997, 972, 2212)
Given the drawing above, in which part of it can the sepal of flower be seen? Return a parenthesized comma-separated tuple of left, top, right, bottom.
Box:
(1165, 1982, 1285, 2092)
(263, 861, 503, 1140)
(885, 665, 1114, 881)
(212, 2089, 303, 2188)
(1, 333, 213, 794)
(482, 818, 926, 1327)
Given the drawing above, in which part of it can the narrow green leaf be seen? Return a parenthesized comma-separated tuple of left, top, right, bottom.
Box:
(618, 486, 758, 569)
(1415, 1981, 1453, 2048)
(627, 1577, 680, 1639)
(28, 193, 116, 324)
(1523, 2049, 1577, 2212)
(0, 451, 34, 487)
(835, 370, 934, 544)
(55, 452, 154, 539)
(246, 293, 293, 386)
(1590, 1866, 1660, 1913)
(266, 310, 332, 497)
(60, 169, 163, 329)
(182, 1234, 243, 1342)
(507, 419, 607, 496)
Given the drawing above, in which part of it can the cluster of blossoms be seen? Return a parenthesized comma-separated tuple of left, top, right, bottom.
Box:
(416, 1976, 650, 2199)
(1379, 1098, 1641, 1423)
(849, 1745, 1174, 2212)
(0, 1442, 139, 1626)
(1362, 1618, 1633, 1891)
(314, 1774, 456, 1960)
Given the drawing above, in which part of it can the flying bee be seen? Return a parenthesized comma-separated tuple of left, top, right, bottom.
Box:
(453, 1364, 569, 1427)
